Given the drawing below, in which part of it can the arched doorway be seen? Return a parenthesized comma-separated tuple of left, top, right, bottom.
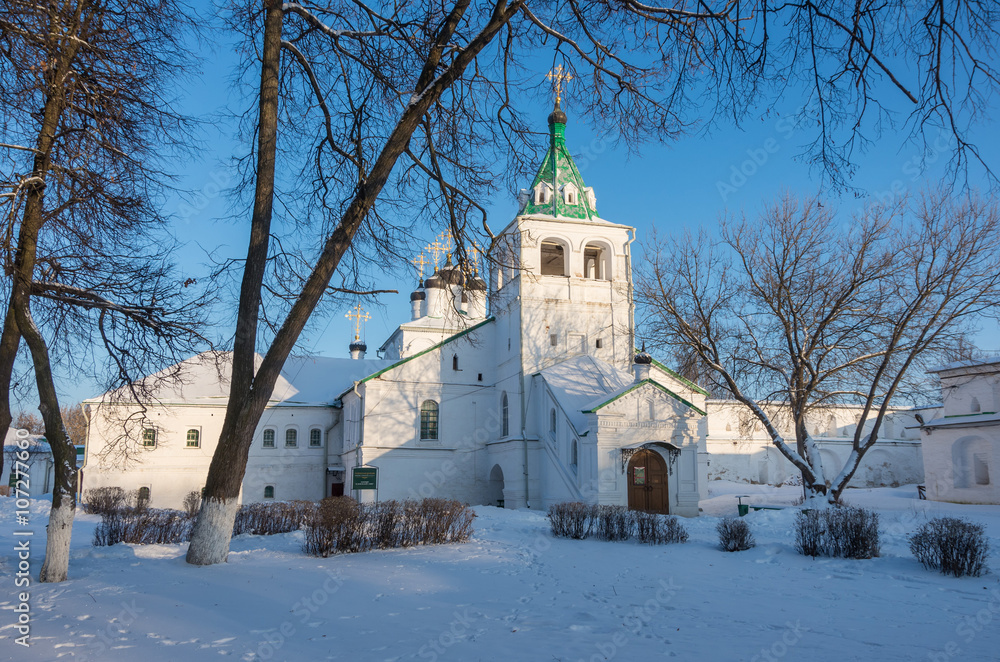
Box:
(488, 464, 505, 508)
(627, 449, 669, 514)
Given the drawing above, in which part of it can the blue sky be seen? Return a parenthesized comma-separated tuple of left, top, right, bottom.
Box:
(43, 12, 1000, 407)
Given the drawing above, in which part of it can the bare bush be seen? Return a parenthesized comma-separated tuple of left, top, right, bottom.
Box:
(549, 503, 688, 545)
(183, 491, 201, 519)
(232, 500, 317, 537)
(302, 498, 474, 558)
(596, 506, 635, 542)
(717, 517, 755, 552)
(82, 487, 130, 515)
(94, 508, 192, 546)
(795, 507, 879, 559)
(548, 502, 594, 540)
(909, 518, 989, 578)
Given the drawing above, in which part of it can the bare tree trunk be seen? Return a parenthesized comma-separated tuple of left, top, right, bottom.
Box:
(0, 309, 19, 477)
(186, 0, 285, 564)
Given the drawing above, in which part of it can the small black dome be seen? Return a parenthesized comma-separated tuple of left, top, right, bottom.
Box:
(466, 275, 487, 292)
(439, 266, 466, 286)
(424, 270, 446, 289)
(350, 339, 367, 352)
(410, 289, 425, 301)
(634, 343, 652, 365)
(548, 108, 567, 125)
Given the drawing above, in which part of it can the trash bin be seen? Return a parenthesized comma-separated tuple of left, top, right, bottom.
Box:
(738, 504, 749, 517)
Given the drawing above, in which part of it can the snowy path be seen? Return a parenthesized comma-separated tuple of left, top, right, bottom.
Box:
(2, 484, 999, 661)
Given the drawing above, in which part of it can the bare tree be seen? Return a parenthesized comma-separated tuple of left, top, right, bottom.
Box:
(187, 1, 1000, 564)
(638, 192, 1000, 503)
(0, 1, 205, 582)
(11, 410, 43, 435)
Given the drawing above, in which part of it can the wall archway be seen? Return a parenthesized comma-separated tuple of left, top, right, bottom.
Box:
(488, 464, 505, 507)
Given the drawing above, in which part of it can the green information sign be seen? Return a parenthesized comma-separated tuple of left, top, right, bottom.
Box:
(352, 467, 378, 490)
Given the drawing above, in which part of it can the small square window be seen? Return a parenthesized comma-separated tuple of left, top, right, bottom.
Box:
(142, 429, 156, 447)
(263, 485, 275, 499)
(186, 429, 200, 448)
(595, 338, 603, 349)
(285, 429, 297, 448)
(262, 429, 275, 448)
(550, 334, 558, 347)
(310, 429, 322, 447)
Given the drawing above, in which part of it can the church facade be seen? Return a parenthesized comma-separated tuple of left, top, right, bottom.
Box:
(80, 104, 925, 514)
(82, 104, 708, 516)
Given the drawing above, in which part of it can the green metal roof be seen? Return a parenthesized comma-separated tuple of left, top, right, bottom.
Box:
(582, 378, 707, 416)
(521, 105, 598, 220)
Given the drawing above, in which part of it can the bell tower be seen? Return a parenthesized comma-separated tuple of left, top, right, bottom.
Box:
(491, 90, 635, 377)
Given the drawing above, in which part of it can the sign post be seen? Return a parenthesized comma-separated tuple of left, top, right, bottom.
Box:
(352, 466, 379, 502)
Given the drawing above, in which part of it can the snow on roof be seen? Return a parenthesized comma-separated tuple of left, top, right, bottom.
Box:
(85, 351, 394, 407)
(920, 412, 1000, 429)
(4, 428, 51, 453)
(928, 356, 1000, 374)
(537, 355, 633, 434)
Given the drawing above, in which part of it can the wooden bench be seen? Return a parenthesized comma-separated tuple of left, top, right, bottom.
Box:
(736, 495, 788, 516)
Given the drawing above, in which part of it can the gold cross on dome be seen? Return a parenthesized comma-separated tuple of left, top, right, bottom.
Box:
(345, 304, 370, 341)
(469, 242, 481, 271)
(438, 229, 454, 252)
(411, 253, 429, 280)
(546, 65, 573, 105)
(427, 239, 446, 268)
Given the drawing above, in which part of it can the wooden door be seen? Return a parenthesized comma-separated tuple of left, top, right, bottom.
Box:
(627, 449, 669, 514)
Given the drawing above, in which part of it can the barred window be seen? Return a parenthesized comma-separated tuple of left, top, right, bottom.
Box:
(264, 485, 275, 499)
(420, 400, 439, 440)
(285, 429, 297, 448)
(310, 428, 322, 447)
(262, 428, 275, 448)
(142, 429, 156, 447)
(186, 429, 200, 448)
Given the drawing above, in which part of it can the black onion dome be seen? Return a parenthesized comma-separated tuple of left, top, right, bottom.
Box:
(440, 266, 466, 286)
(467, 274, 487, 292)
(424, 270, 446, 289)
(350, 339, 367, 352)
(410, 280, 426, 301)
(548, 105, 568, 125)
(634, 343, 652, 365)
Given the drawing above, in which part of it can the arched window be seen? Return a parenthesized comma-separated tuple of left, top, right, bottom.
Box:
(550, 408, 557, 437)
(142, 428, 157, 447)
(285, 428, 297, 448)
(262, 428, 275, 448)
(137, 486, 150, 505)
(501, 392, 509, 437)
(954, 437, 991, 488)
(309, 428, 322, 447)
(452, 354, 459, 371)
(584, 243, 610, 280)
(264, 485, 275, 499)
(972, 397, 981, 413)
(186, 429, 200, 448)
(540, 241, 566, 276)
(420, 400, 439, 440)
(570, 439, 578, 471)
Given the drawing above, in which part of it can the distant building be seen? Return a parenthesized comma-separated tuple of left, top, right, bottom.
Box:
(920, 358, 1000, 504)
(3, 428, 55, 495)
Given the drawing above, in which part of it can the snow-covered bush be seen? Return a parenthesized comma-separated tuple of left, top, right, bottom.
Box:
(795, 506, 879, 559)
(82, 486, 132, 515)
(548, 502, 594, 539)
(94, 508, 192, 546)
(909, 518, 989, 578)
(717, 517, 755, 552)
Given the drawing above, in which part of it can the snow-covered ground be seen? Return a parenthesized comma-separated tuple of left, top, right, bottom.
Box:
(3, 482, 1000, 661)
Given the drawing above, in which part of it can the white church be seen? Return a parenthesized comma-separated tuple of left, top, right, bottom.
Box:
(80, 103, 926, 514)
